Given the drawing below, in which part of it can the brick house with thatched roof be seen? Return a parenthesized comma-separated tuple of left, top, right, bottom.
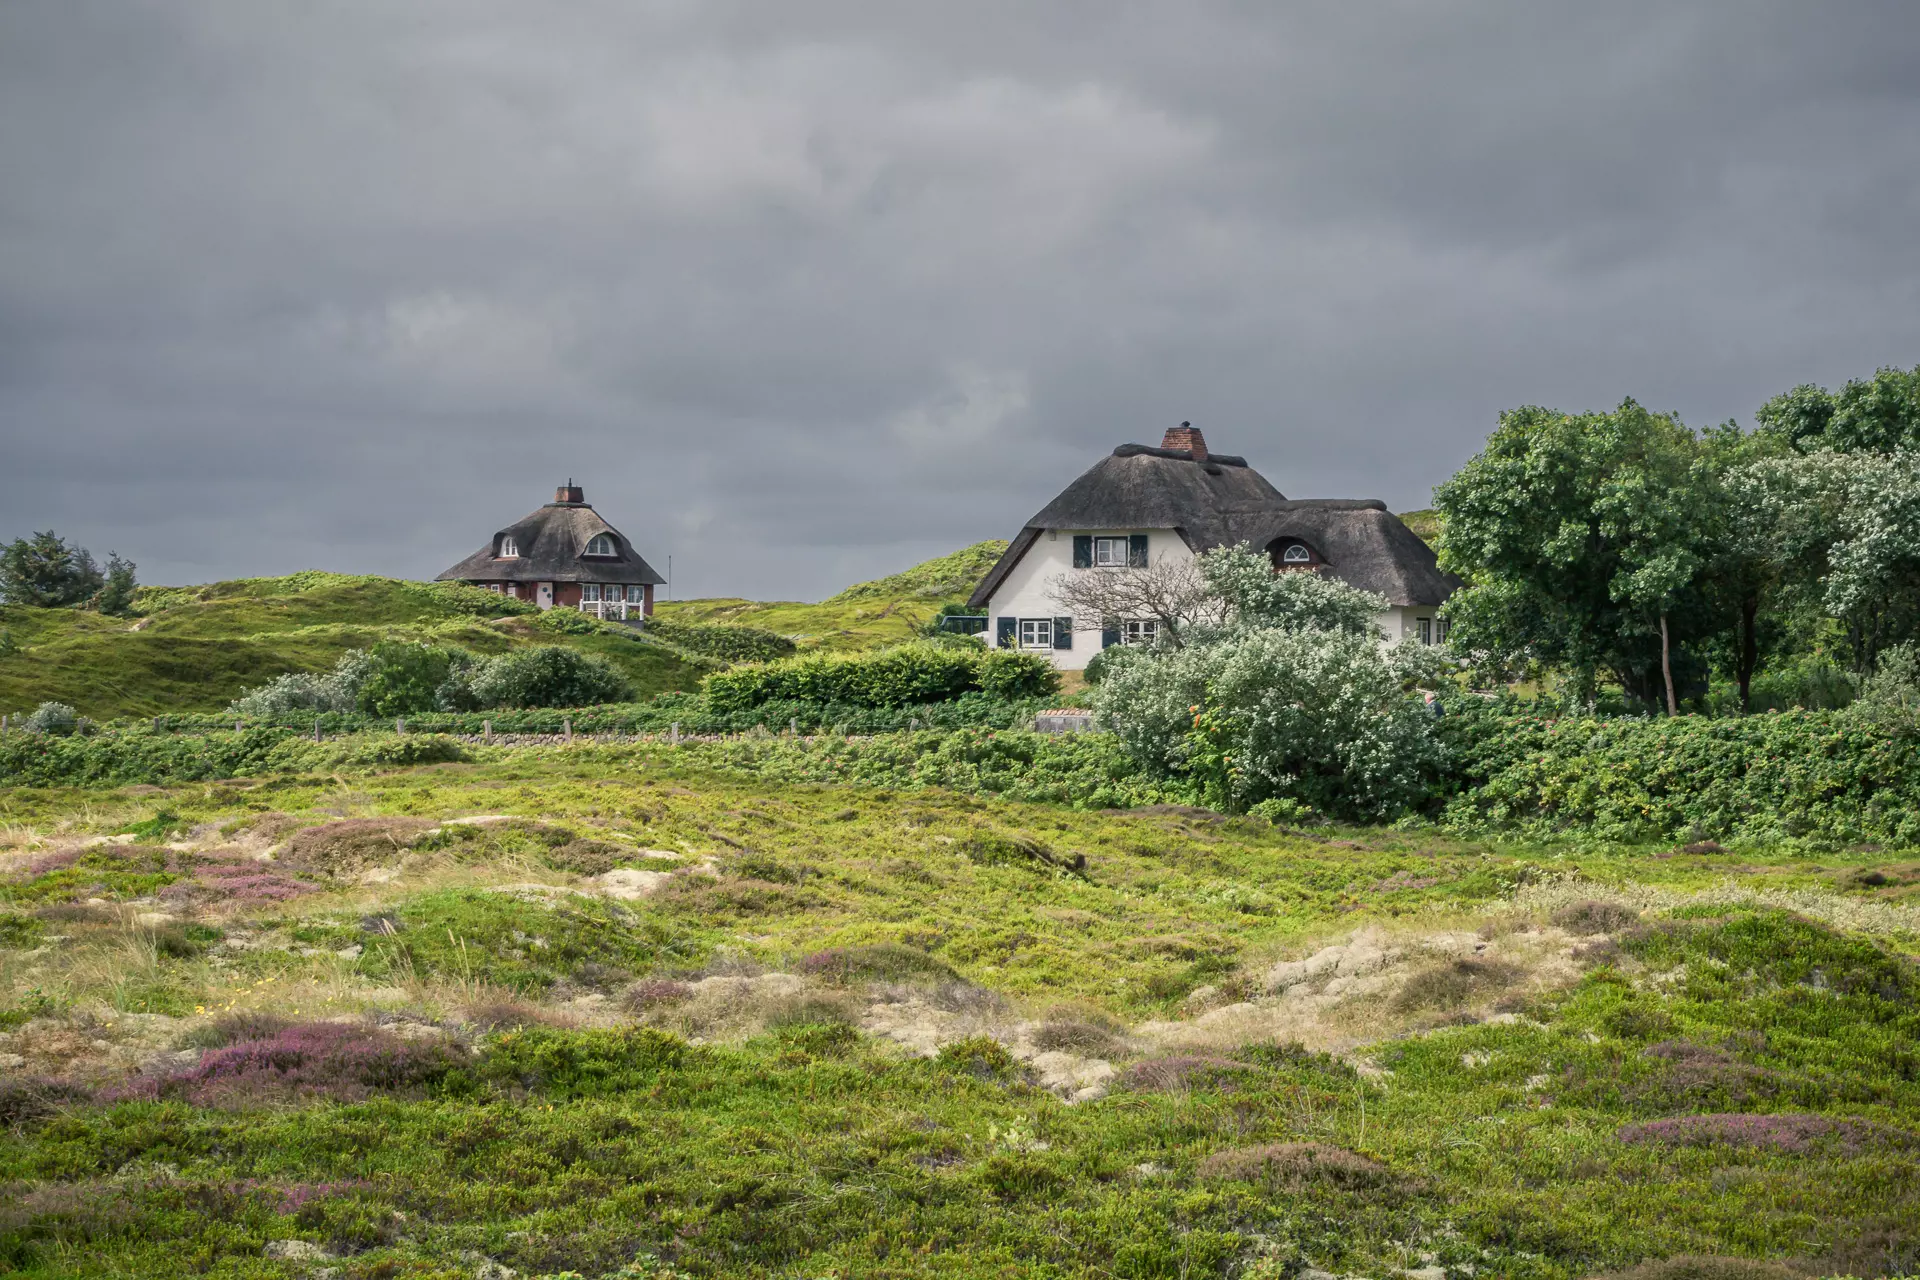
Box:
(436, 483, 664, 622)
(968, 425, 1458, 669)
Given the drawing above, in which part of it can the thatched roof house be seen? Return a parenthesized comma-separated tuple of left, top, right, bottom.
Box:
(969, 425, 1457, 668)
(437, 483, 664, 620)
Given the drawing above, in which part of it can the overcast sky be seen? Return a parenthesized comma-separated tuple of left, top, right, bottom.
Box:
(4, 2, 1919, 599)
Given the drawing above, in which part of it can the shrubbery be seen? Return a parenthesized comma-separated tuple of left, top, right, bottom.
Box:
(464, 646, 633, 709)
(227, 642, 632, 717)
(704, 642, 1057, 713)
(645, 618, 795, 664)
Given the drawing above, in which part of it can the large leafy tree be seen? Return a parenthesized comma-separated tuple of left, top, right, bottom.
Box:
(1435, 400, 1708, 709)
(1727, 449, 1920, 671)
(1757, 363, 1920, 454)
(0, 531, 104, 607)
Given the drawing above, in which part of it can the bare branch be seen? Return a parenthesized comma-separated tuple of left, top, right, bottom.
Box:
(1045, 554, 1219, 646)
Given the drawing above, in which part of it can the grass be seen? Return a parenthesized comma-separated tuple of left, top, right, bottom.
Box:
(654, 540, 1006, 652)
(1, 746, 1918, 1277)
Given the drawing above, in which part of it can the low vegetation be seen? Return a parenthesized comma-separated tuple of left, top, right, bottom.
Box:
(654, 539, 1007, 651)
(1, 746, 1916, 1277)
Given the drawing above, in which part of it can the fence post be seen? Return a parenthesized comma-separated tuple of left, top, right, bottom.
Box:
(789, 717, 798, 736)
(152, 717, 160, 733)
(396, 717, 405, 735)
(563, 717, 573, 742)
(483, 719, 492, 744)
(909, 717, 919, 731)
(670, 722, 680, 746)
(235, 720, 242, 733)
(313, 717, 321, 743)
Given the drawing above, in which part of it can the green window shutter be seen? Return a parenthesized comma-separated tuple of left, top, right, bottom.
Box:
(1128, 534, 1149, 567)
(996, 617, 1017, 649)
(1053, 617, 1073, 650)
(1101, 626, 1121, 648)
(1072, 535, 1093, 568)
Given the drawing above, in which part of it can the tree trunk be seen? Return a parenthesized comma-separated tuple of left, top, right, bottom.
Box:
(1660, 613, 1677, 716)
(1737, 594, 1758, 713)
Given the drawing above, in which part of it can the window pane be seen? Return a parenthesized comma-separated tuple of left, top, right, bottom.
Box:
(1094, 537, 1126, 566)
(627, 586, 645, 603)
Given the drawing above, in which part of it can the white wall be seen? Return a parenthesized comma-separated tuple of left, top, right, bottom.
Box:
(984, 529, 1191, 671)
(989, 535, 1449, 669)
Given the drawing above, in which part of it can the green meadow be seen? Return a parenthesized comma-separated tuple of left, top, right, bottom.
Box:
(3, 743, 1916, 1278)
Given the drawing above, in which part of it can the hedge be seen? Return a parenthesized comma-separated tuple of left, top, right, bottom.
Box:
(643, 619, 796, 664)
(1433, 701, 1920, 845)
(703, 643, 1058, 713)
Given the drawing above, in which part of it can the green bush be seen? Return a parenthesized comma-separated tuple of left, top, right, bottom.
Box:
(644, 619, 795, 664)
(22, 702, 83, 736)
(467, 646, 634, 709)
(1434, 700, 1920, 844)
(355, 641, 472, 717)
(704, 642, 1057, 713)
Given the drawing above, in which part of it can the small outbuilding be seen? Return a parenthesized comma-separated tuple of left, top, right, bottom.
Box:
(436, 482, 665, 621)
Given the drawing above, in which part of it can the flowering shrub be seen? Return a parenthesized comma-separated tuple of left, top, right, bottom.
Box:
(118, 1021, 464, 1105)
(1094, 626, 1444, 818)
(1616, 1113, 1909, 1156)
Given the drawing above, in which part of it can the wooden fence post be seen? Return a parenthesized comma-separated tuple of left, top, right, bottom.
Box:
(313, 717, 321, 743)
(789, 717, 798, 736)
(483, 720, 492, 744)
(396, 717, 405, 735)
(670, 722, 680, 746)
(563, 717, 573, 742)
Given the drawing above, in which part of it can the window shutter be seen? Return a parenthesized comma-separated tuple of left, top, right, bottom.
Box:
(1128, 534, 1149, 567)
(1071, 535, 1092, 568)
(996, 617, 1017, 649)
(1053, 617, 1073, 650)
(1101, 626, 1121, 649)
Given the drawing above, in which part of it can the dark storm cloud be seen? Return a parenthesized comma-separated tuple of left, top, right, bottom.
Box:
(3, 1, 1920, 597)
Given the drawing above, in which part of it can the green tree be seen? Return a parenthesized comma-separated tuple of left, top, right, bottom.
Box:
(1435, 400, 1709, 709)
(95, 553, 137, 617)
(0, 531, 103, 607)
(1757, 363, 1920, 454)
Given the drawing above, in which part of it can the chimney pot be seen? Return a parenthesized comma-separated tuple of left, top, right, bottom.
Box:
(1160, 421, 1208, 460)
(555, 482, 584, 504)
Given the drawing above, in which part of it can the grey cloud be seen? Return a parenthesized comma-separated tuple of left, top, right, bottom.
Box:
(3, 1, 1920, 598)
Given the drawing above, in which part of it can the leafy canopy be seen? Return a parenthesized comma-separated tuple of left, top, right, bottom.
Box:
(1434, 399, 1706, 702)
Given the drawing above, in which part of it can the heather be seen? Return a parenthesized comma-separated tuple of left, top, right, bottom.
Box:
(2, 749, 1919, 1276)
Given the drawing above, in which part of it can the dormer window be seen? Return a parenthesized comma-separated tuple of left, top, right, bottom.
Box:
(497, 536, 519, 558)
(1269, 538, 1319, 570)
(584, 534, 615, 557)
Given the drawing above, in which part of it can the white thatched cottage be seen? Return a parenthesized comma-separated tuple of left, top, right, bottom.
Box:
(967, 425, 1458, 670)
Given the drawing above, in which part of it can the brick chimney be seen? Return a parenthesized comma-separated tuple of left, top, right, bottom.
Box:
(554, 480, 584, 504)
(1161, 421, 1207, 460)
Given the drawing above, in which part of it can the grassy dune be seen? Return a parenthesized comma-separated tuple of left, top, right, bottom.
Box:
(3, 745, 1917, 1277)
(655, 540, 1006, 651)
(0, 574, 707, 721)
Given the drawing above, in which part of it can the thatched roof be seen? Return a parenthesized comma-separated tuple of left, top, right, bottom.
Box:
(969, 427, 1457, 608)
(436, 485, 665, 586)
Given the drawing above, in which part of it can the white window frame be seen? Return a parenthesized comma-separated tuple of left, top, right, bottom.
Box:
(1281, 543, 1311, 565)
(1434, 617, 1448, 646)
(625, 585, 646, 604)
(1018, 618, 1054, 650)
(582, 584, 602, 602)
(1092, 536, 1129, 567)
(1123, 619, 1158, 645)
(584, 534, 615, 557)
(1416, 617, 1433, 646)
(498, 536, 519, 558)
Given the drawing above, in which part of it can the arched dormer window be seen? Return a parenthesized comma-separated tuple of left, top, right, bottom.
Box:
(497, 535, 519, 559)
(583, 533, 616, 557)
(1268, 538, 1320, 571)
